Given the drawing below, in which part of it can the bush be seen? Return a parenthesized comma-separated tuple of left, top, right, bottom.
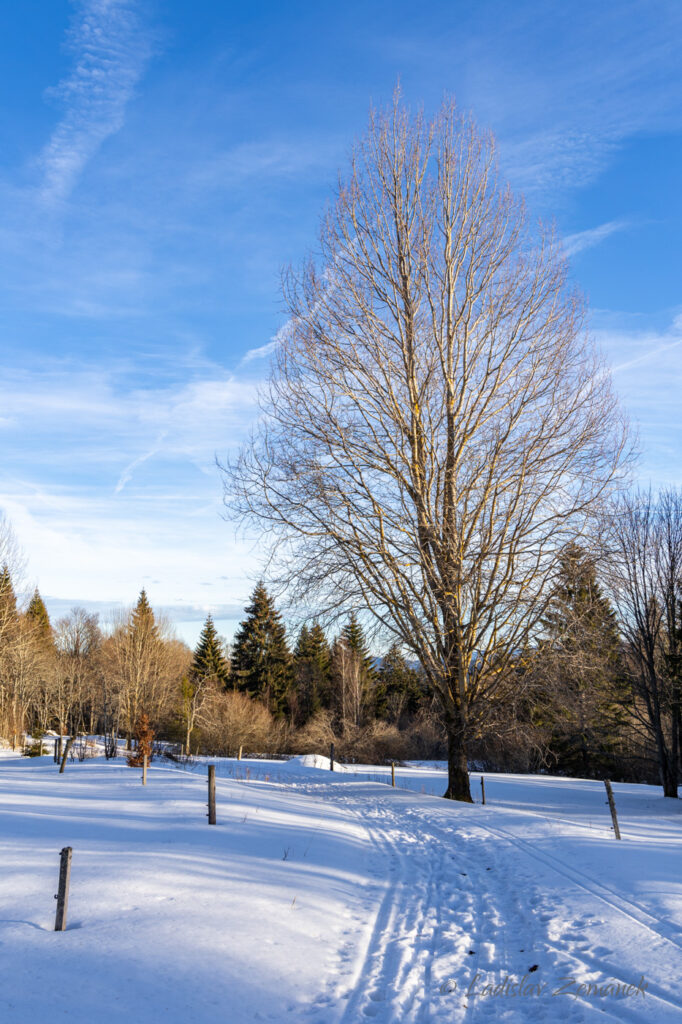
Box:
(127, 713, 154, 767)
(24, 740, 46, 758)
(198, 688, 286, 756)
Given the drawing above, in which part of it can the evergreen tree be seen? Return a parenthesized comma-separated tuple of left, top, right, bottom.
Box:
(330, 614, 375, 730)
(375, 643, 424, 722)
(342, 612, 375, 681)
(0, 564, 17, 618)
(231, 583, 292, 717)
(131, 588, 157, 637)
(0, 564, 19, 653)
(192, 614, 229, 686)
(114, 589, 169, 742)
(293, 622, 331, 723)
(25, 588, 53, 645)
(541, 543, 626, 776)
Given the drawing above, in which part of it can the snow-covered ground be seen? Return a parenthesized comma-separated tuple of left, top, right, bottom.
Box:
(1, 753, 680, 1022)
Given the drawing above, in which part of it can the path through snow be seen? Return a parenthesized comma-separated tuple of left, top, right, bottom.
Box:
(0, 756, 680, 1023)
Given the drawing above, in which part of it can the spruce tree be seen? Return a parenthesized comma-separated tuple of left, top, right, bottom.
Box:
(192, 614, 230, 686)
(330, 614, 376, 730)
(0, 564, 18, 650)
(132, 588, 157, 636)
(342, 612, 375, 681)
(376, 643, 424, 723)
(0, 564, 17, 617)
(26, 588, 53, 645)
(293, 622, 331, 723)
(542, 543, 626, 776)
(231, 583, 293, 717)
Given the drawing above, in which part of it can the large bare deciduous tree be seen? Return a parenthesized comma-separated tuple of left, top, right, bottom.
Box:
(223, 97, 630, 801)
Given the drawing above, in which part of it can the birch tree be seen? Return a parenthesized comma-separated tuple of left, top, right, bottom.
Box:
(224, 96, 630, 800)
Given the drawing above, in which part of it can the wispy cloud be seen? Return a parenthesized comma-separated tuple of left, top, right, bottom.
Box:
(240, 339, 278, 364)
(563, 219, 631, 257)
(594, 313, 682, 487)
(115, 437, 165, 493)
(39, 0, 153, 205)
(0, 354, 265, 616)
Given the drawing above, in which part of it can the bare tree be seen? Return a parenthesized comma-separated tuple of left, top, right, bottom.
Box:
(53, 608, 102, 735)
(605, 489, 682, 797)
(223, 96, 630, 800)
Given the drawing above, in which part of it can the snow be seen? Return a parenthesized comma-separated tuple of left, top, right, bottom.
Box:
(1, 755, 680, 1022)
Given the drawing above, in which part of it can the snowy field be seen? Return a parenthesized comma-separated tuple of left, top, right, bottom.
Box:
(1, 753, 680, 1023)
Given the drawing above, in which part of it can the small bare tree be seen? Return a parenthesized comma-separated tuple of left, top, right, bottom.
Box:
(605, 489, 682, 797)
(223, 96, 630, 800)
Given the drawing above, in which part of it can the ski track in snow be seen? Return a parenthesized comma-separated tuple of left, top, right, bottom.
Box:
(1, 756, 680, 1023)
(287, 778, 682, 1024)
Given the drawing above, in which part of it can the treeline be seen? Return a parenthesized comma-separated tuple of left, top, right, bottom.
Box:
(0, 572, 440, 762)
(0, 489, 680, 792)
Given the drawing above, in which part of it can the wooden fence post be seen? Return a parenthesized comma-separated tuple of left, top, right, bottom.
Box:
(59, 736, 75, 774)
(329, 743, 335, 772)
(238, 745, 243, 761)
(604, 780, 621, 839)
(391, 762, 395, 787)
(53, 739, 58, 763)
(54, 847, 73, 931)
(481, 777, 486, 805)
(142, 755, 148, 786)
(208, 765, 216, 825)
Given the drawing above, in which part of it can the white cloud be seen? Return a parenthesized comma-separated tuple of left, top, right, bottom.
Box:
(562, 220, 630, 258)
(0, 354, 266, 615)
(240, 340, 278, 364)
(39, 0, 152, 205)
(594, 314, 682, 488)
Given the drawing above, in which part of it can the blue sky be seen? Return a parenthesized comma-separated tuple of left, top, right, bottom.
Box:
(1, 0, 681, 646)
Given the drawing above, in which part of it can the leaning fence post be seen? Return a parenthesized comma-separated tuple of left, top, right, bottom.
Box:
(142, 754, 148, 786)
(329, 743, 335, 772)
(391, 762, 395, 787)
(54, 847, 73, 931)
(481, 777, 486, 805)
(238, 745, 243, 761)
(604, 780, 621, 839)
(59, 736, 75, 774)
(208, 764, 216, 825)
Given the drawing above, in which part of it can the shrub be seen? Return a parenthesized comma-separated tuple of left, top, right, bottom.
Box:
(127, 713, 154, 767)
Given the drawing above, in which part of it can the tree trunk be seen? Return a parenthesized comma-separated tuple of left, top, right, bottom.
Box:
(662, 755, 678, 798)
(651, 706, 678, 798)
(444, 727, 473, 802)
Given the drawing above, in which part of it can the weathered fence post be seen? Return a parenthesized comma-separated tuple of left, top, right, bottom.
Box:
(53, 739, 58, 763)
(54, 847, 73, 931)
(391, 762, 395, 787)
(329, 743, 335, 772)
(208, 764, 216, 825)
(604, 780, 621, 839)
(238, 745, 243, 761)
(59, 736, 75, 774)
(142, 754, 148, 786)
(481, 777, 486, 805)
